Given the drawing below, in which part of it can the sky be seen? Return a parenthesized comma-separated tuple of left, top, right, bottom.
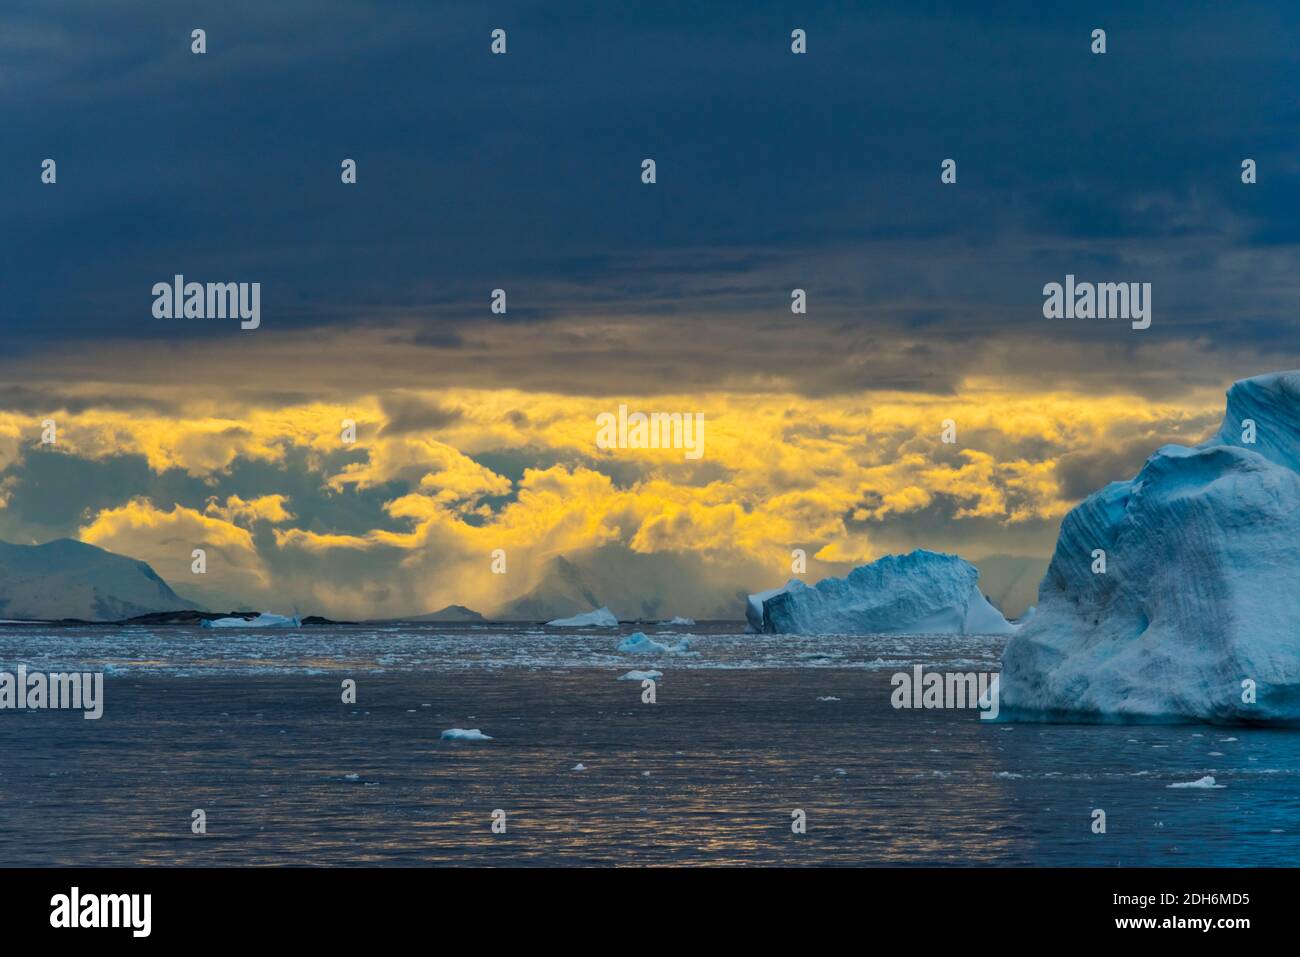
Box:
(1, 1, 1297, 618)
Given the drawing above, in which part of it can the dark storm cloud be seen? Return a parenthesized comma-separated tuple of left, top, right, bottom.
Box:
(377, 395, 464, 435)
(1, 0, 1297, 382)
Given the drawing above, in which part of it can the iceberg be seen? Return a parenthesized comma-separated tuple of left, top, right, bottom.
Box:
(440, 728, 493, 741)
(745, 550, 1014, 635)
(545, 607, 618, 627)
(616, 632, 690, 654)
(1167, 776, 1223, 789)
(664, 616, 696, 626)
(618, 669, 663, 681)
(201, 612, 301, 628)
(1000, 371, 1300, 725)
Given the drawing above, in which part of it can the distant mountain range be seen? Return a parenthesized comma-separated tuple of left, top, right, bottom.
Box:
(970, 554, 1050, 619)
(0, 537, 1048, 624)
(390, 604, 485, 623)
(494, 546, 754, 621)
(0, 538, 199, 621)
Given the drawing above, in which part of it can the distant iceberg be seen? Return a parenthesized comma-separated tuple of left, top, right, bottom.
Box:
(1000, 371, 1300, 724)
(745, 550, 1014, 635)
(440, 728, 492, 741)
(617, 632, 689, 654)
(545, 607, 618, 627)
(664, 616, 695, 626)
(619, 669, 663, 681)
(1167, 776, 1223, 789)
(201, 612, 301, 628)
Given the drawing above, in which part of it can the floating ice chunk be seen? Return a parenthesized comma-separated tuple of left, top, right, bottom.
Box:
(616, 632, 690, 654)
(745, 550, 1014, 635)
(545, 607, 619, 627)
(344, 773, 360, 781)
(1167, 775, 1224, 789)
(441, 728, 493, 741)
(619, 669, 663, 681)
(571, 763, 587, 772)
(816, 696, 841, 702)
(202, 612, 301, 628)
(665, 616, 696, 626)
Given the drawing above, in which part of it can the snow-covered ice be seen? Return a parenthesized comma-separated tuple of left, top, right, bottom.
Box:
(619, 669, 663, 681)
(1001, 372, 1300, 724)
(1167, 776, 1223, 789)
(545, 607, 619, 627)
(201, 612, 301, 628)
(440, 728, 493, 741)
(745, 549, 1014, 636)
(617, 632, 689, 654)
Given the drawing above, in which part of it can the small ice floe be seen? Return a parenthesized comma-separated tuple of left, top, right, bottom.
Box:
(546, 607, 618, 628)
(995, 771, 1024, 779)
(202, 612, 301, 628)
(664, 616, 695, 626)
(619, 669, 663, 681)
(440, 728, 493, 741)
(1167, 775, 1223, 789)
(816, 696, 840, 702)
(834, 768, 847, 776)
(617, 632, 689, 654)
(344, 773, 361, 782)
(641, 771, 651, 777)
(1208, 751, 1224, 757)
(571, 763, 587, 772)
(1221, 737, 1239, 742)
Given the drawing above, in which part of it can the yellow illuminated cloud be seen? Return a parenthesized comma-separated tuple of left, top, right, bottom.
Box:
(0, 377, 1223, 617)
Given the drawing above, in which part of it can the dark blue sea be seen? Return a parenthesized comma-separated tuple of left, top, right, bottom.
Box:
(1, 622, 1296, 866)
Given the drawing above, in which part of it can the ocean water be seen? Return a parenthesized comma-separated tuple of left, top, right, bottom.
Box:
(0, 622, 1297, 866)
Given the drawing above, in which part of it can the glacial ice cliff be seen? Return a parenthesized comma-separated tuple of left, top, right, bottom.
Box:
(745, 550, 1014, 635)
(999, 371, 1300, 724)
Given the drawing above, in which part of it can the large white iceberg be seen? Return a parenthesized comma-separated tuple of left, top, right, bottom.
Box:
(201, 612, 301, 628)
(545, 606, 618, 627)
(1000, 371, 1300, 725)
(745, 550, 1014, 635)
